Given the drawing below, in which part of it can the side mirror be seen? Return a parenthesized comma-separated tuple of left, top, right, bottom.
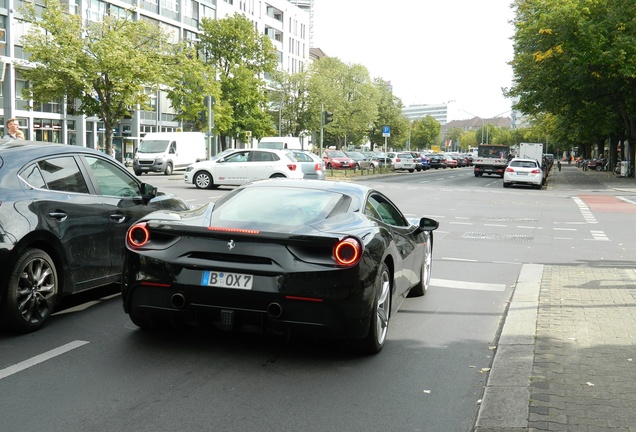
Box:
(412, 217, 439, 235)
(140, 183, 158, 205)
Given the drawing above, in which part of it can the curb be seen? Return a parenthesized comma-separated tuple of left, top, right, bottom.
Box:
(474, 264, 542, 431)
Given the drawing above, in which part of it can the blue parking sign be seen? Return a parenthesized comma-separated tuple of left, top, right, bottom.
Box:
(382, 126, 390, 137)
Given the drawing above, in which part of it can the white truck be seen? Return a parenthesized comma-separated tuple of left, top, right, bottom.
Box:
(257, 136, 306, 150)
(518, 142, 544, 165)
(133, 132, 207, 175)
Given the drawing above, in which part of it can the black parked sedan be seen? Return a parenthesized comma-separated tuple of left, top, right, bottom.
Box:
(122, 179, 439, 354)
(0, 140, 190, 333)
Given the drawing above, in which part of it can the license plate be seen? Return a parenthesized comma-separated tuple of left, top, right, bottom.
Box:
(516, 172, 528, 176)
(201, 271, 253, 290)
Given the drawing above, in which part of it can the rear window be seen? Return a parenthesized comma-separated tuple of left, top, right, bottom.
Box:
(510, 160, 538, 168)
(211, 187, 350, 231)
(397, 153, 413, 159)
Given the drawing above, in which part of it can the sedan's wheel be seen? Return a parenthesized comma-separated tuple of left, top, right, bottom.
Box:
(194, 171, 213, 189)
(503, 182, 511, 188)
(361, 263, 391, 354)
(0, 248, 58, 333)
(408, 236, 432, 297)
(270, 173, 286, 178)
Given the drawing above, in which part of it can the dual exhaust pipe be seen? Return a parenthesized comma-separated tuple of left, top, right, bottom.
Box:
(170, 293, 283, 319)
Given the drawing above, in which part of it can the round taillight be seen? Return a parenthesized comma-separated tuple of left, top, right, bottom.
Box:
(334, 237, 362, 266)
(127, 223, 150, 248)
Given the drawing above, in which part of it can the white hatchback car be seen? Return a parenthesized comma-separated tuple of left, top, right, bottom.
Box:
(386, 152, 416, 172)
(184, 148, 304, 189)
(503, 158, 544, 189)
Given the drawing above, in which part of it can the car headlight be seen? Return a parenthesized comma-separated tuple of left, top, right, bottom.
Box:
(185, 166, 193, 172)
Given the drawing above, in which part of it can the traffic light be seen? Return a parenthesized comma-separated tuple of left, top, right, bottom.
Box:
(323, 111, 333, 125)
(198, 110, 206, 123)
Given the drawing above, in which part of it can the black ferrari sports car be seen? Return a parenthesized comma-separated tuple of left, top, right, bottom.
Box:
(122, 179, 438, 353)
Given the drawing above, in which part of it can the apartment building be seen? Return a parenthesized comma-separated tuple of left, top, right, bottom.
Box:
(0, 0, 309, 155)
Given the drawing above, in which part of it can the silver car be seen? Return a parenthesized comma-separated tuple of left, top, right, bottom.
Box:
(292, 150, 326, 180)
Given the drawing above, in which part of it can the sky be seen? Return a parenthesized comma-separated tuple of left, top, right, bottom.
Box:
(311, 0, 516, 121)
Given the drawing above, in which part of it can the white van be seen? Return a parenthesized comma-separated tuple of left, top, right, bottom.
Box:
(258, 136, 307, 151)
(133, 132, 207, 175)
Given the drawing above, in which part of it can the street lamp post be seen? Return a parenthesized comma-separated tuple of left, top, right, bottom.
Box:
(459, 109, 485, 144)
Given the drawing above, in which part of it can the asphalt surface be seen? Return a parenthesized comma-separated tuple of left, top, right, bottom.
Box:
(474, 164, 636, 431)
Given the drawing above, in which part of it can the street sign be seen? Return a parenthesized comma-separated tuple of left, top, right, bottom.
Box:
(382, 126, 390, 137)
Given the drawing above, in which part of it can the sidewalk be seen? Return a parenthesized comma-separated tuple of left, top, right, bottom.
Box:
(475, 165, 636, 431)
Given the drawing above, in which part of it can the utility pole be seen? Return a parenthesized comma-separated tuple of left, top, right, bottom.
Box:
(320, 102, 324, 157)
(204, 96, 215, 158)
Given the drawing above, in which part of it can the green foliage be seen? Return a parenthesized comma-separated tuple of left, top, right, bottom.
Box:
(508, 0, 636, 162)
(411, 116, 441, 150)
(308, 57, 379, 148)
(369, 77, 408, 151)
(197, 13, 278, 144)
(20, 0, 173, 152)
(268, 70, 313, 139)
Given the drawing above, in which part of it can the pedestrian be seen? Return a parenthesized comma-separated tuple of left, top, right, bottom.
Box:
(557, 159, 561, 171)
(3, 118, 20, 139)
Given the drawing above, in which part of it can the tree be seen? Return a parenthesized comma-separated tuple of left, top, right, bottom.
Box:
(20, 0, 174, 154)
(197, 13, 278, 146)
(164, 45, 227, 133)
(411, 116, 441, 150)
(268, 70, 313, 139)
(508, 0, 636, 163)
(369, 77, 408, 151)
(308, 57, 379, 148)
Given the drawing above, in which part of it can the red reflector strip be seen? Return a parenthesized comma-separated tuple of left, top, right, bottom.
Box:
(207, 226, 260, 234)
(284, 295, 324, 303)
(140, 281, 172, 288)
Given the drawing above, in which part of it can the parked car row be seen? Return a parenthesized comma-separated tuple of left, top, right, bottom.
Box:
(419, 153, 474, 170)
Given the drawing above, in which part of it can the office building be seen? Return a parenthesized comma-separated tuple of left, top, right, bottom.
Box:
(402, 103, 449, 125)
(0, 0, 309, 153)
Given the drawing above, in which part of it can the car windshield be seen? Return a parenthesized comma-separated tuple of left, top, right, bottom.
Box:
(327, 151, 347, 158)
(347, 152, 365, 159)
(211, 186, 351, 231)
(138, 140, 169, 153)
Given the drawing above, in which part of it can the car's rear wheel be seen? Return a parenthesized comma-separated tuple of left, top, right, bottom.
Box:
(0, 248, 58, 333)
(408, 169, 414, 173)
(361, 263, 391, 354)
(194, 171, 214, 189)
(270, 173, 286, 178)
(408, 237, 432, 297)
(503, 182, 511, 188)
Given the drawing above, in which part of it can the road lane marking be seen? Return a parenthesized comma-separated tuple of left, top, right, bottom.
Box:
(0, 340, 89, 380)
(431, 278, 506, 292)
(590, 230, 609, 241)
(53, 293, 120, 315)
(440, 257, 477, 262)
(572, 196, 598, 223)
